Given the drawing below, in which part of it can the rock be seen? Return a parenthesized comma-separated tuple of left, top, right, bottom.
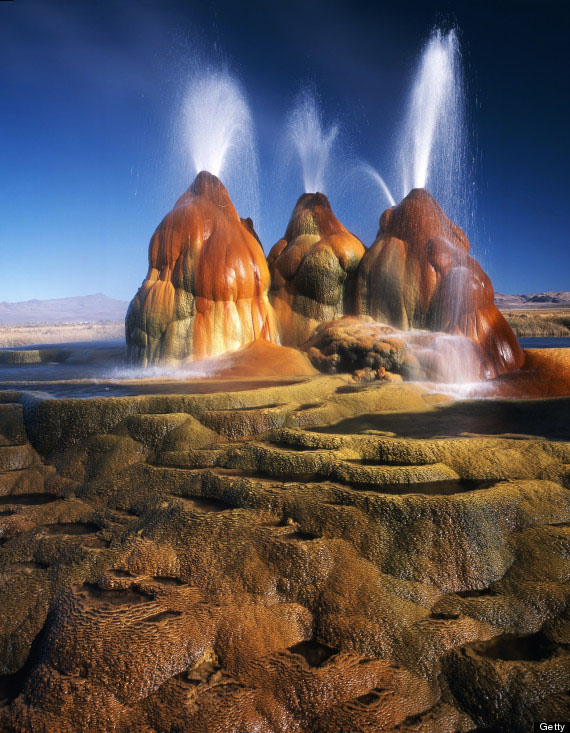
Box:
(126, 171, 278, 365)
(355, 188, 524, 379)
(268, 192, 365, 347)
(301, 315, 485, 382)
(302, 316, 408, 376)
(443, 628, 569, 730)
(352, 368, 376, 383)
(0, 404, 28, 447)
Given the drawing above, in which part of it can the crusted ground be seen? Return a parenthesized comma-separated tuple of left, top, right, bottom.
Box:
(0, 378, 568, 732)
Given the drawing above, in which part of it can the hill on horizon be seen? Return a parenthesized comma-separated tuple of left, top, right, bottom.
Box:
(0, 293, 129, 325)
(494, 291, 570, 309)
(0, 291, 568, 327)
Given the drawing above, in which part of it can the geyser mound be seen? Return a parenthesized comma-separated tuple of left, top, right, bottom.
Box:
(355, 188, 523, 379)
(268, 191, 365, 347)
(126, 171, 278, 365)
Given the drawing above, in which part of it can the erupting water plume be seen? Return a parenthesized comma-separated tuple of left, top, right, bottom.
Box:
(181, 70, 259, 220)
(183, 70, 255, 179)
(287, 89, 338, 194)
(399, 28, 469, 223)
(360, 162, 396, 207)
(360, 27, 470, 228)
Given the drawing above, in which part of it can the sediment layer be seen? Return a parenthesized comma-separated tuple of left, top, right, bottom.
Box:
(0, 378, 568, 731)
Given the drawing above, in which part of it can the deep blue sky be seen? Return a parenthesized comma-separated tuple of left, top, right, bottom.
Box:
(1, 0, 569, 302)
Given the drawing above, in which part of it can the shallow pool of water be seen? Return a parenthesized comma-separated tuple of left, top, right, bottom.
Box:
(518, 336, 570, 348)
(0, 340, 305, 396)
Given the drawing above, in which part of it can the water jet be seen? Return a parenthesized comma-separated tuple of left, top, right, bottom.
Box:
(359, 162, 396, 208)
(287, 89, 338, 194)
(181, 69, 259, 223)
(400, 29, 466, 200)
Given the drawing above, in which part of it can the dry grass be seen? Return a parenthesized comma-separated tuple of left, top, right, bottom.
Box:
(2, 313, 568, 349)
(0, 321, 125, 348)
(502, 310, 570, 337)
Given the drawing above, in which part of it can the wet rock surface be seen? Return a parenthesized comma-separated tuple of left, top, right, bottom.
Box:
(301, 314, 486, 382)
(0, 381, 568, 731)
(268, 192, 365, 347)
(355, 189, 524, 379)
(125, 172, 278, 366)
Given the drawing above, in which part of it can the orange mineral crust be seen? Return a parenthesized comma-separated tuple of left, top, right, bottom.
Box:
(126, 172, 278, 365)
(268, 193, 365, 347)
(486, 348, 570, 398)
(183, 338, 318, 378)
(355, 189, 524, 379)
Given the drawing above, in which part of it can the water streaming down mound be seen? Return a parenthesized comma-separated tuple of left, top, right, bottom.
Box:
(354, 188, 524, 380)
(181, 70, 259, 220)
(399, 28, 470, 225)
(402, 331, 483, 384)
(287, 90, 338, 193)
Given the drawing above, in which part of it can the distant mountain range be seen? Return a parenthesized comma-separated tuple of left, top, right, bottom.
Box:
(0, 291, 568, 326)
(0, 294, 129, 325)
(494, 291, 570, 309)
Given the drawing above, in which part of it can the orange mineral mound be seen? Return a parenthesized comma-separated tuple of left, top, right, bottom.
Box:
(355, 189, 523, 379)
(268, 192, 365, 347)
(488, 348, 570, 398)
(184, 338, 318, 378)
(126, 172, 278, 366)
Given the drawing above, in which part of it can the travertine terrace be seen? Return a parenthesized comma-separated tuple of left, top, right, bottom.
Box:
(0, 377, 569, 731)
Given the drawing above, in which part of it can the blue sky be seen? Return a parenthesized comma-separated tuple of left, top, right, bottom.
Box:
(1, 0, 568, 303)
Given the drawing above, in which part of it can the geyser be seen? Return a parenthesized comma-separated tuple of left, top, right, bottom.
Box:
(344, 26, 516, 383)
(355, 188, 524, 379)
(399, 28, 469, 222)
(182, 70, 256, 180)
(127, 37, 522, 387)
(287, 89, 338, 194)
(126, 171, 278, 366)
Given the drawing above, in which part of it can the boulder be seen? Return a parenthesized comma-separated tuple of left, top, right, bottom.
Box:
(301, 316, 409, 376)
(301, 315, 484, 382)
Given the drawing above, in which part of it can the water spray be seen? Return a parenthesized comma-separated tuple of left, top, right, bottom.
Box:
(287, 89, 338, 194)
